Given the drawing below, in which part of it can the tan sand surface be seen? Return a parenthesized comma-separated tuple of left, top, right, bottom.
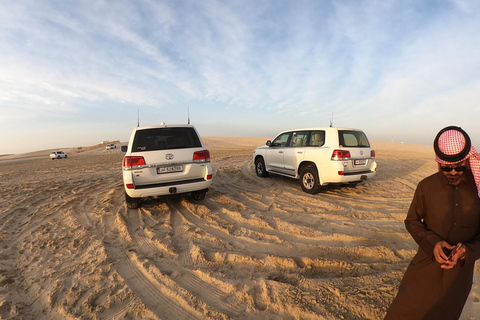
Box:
(0, 138, 479, 319)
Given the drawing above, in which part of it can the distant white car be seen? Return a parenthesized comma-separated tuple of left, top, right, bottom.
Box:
(253, 127, 377, 193)
(106, 144, 116, 150)
(50, 151, 67, 160)
(121, 124, 213, 208)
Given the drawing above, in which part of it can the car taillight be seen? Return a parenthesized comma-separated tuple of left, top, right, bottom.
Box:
(371, 150, 375, 157)
(123, 156, 146, 169)
(331, 150, 351, 160)
(193, 150, 210, 162)
(207, 174, 213, 180)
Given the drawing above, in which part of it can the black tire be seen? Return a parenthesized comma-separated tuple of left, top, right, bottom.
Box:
(255, 157, 269, 177)
(65, 155, 67, 158)
(300, 166, 319, 194)
(191, 190, 207, 201)
(125, 192, 140, 209)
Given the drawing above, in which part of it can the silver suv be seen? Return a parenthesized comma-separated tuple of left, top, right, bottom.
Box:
(252, 127, 376, 193)
(121, 124, 213, 208)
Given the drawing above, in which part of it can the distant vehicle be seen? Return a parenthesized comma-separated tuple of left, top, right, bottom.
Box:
(106, 144, 116, 150)
(50, 151, 67, 160)
(121, 124, 213, 208)
(252, 127, 377, 193)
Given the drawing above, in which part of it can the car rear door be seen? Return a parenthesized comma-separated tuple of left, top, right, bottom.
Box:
(133, 148, 207, 186)
(130, 127, 207, 187)
(338, 130, 374, 173)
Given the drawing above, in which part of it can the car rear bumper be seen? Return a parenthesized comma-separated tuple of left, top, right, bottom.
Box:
(321, 171, 376, 185)
(125, 179, 212, 198)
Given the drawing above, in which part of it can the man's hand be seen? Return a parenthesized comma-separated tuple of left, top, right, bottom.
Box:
(433, 241, 466, 269)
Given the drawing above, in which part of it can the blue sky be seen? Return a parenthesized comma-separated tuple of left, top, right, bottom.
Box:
(1, 0, 480, 154)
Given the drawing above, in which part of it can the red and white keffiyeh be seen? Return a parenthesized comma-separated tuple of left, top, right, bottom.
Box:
(434, 127, 480, 198)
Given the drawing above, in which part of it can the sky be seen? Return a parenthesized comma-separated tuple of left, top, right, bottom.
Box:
(1, 0, 480, 154)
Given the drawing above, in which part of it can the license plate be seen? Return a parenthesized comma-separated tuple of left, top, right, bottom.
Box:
(354, 159, 366, 165)
(157, 165, 183, 174)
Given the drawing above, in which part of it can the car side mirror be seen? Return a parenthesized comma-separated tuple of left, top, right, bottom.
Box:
(266, 140, 272, 146)
(121, 145, 128, 152)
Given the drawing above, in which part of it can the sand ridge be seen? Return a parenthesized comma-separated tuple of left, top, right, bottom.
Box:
(0, 138, 479, 319)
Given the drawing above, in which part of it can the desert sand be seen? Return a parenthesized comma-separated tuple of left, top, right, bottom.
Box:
(0, 138, 479, 320)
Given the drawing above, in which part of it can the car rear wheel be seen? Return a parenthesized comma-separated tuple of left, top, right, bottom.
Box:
(125, 192, 140, 209)
(191, 190, 207, 201)
(255, 157, 269, 177)
(347, 181, 360, 188)
(300, 166, 319, 194)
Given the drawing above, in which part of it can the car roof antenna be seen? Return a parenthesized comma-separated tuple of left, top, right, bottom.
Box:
(187, 107, 190, 124)
(137, 108, 140, 127)
(330, 112, 333, 127)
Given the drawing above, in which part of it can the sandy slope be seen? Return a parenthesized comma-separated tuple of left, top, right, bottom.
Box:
(0, 138, 479, 319)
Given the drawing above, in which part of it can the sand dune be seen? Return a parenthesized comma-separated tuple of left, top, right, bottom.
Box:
(0, 138, 479, 319)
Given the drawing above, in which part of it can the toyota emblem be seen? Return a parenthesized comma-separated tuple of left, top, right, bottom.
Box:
(165, 153, 174, 160)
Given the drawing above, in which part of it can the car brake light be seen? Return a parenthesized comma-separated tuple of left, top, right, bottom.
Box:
(193, 150, 210, 162)
(123, 156, 146, 168)
(331, 150, 351, 160)
(371, 150, 375, 157)
(207, 174, 213, 180)
(338, 171, 344, 175)
(126, 183, 134, 189)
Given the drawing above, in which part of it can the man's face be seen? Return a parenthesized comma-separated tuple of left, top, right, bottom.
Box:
(439, 160, 468, 185)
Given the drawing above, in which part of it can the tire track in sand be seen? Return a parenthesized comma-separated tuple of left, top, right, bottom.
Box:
(108, 204, 245, 318)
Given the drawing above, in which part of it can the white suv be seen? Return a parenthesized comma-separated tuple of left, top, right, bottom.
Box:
(121, 124, 213, 208)
(252, 127, 376, 193)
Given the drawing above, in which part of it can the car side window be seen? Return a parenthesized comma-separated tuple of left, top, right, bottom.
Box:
(271, 133, 291, 147)
(289, 132, 308, 147)
(308, 131, 325, 146)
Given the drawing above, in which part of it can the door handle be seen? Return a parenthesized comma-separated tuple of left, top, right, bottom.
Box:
(279, 151, 283, 153)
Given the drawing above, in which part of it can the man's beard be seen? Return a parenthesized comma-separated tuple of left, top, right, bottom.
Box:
(446, 174, 462, 184)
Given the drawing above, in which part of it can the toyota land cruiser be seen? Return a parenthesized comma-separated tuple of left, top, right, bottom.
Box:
(121, 124, 213, 208)
(252, 127, 376, 193)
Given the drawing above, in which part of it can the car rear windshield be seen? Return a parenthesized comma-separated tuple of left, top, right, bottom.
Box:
(338, 130, 370, 147)
(132, 127, 202, 152)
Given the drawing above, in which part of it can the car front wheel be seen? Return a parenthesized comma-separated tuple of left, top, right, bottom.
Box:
(300, 166, 319, 194)
(255, 157, 269, 177)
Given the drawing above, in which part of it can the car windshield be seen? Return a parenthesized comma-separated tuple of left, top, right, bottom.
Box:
(132, 127, 202, 152)
(338, 130, 370, 147)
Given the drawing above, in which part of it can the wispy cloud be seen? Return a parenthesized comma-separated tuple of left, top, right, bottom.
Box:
(1, 0, 480, 153)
